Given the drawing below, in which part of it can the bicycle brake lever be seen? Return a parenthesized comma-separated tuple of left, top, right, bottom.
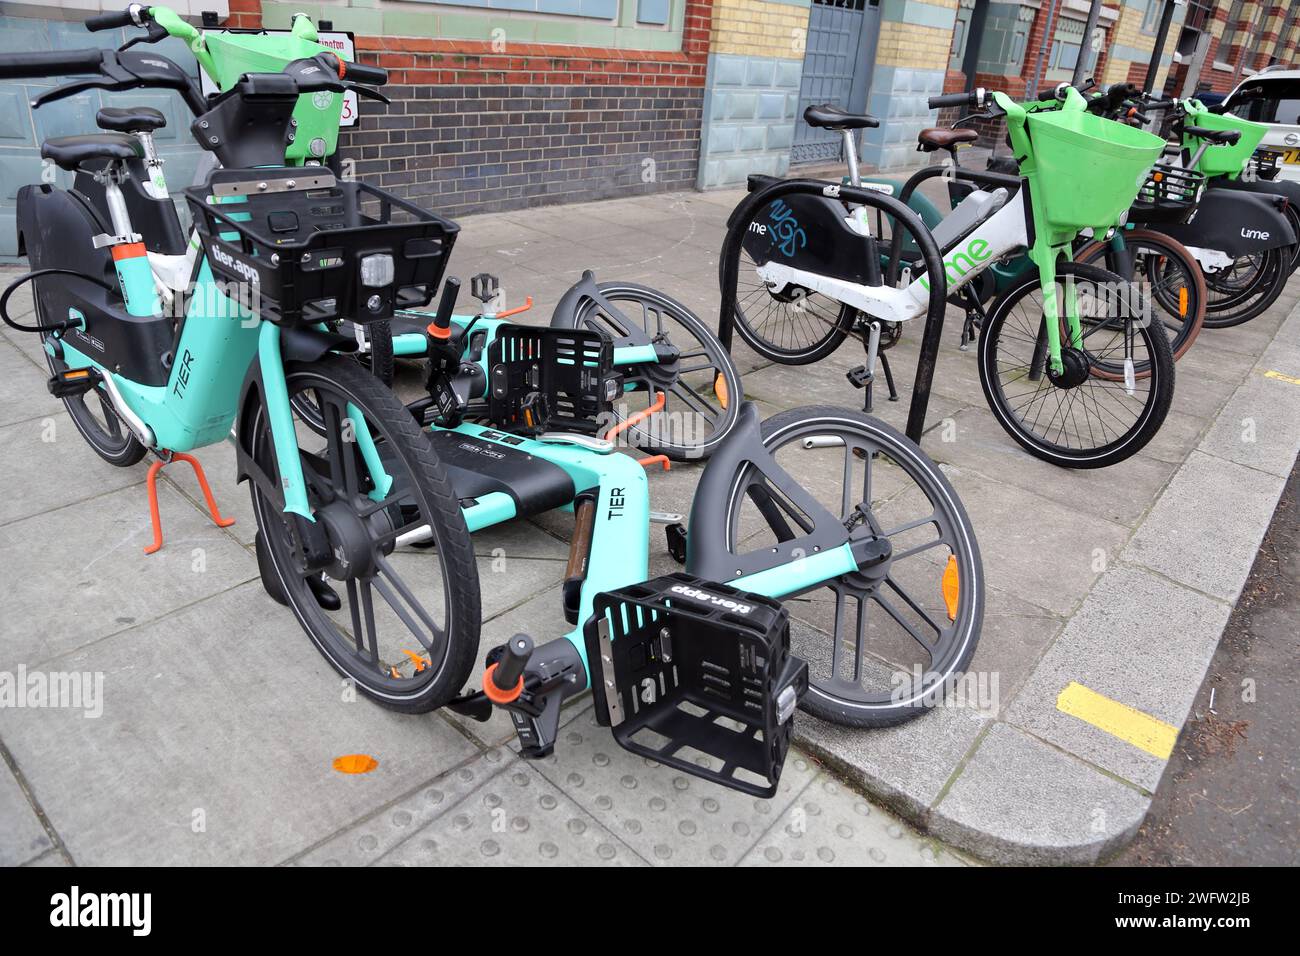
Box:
(119, 20, 167, 52)
(350, 85, 390, 105)
(31, 78, 116, 108)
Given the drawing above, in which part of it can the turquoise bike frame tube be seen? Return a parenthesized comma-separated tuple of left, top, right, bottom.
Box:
(463, 492, 517, 532)
(257, 322, 313, 520)
(392, 333, 427, 357)
(613, 344, 658, 367)
(113, 252, 161, 318)
(348, 401, 393, 500)
(735, 544, 859, 599)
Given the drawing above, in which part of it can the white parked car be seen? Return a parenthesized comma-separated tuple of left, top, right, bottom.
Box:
(1222, 68, 1300, 183)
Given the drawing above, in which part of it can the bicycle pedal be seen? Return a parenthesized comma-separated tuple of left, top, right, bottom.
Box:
(583, 573, 808, 798)
(665, 522, 687, 564)
(846, 365, 873, 389)
(47, 367, 101, 398)
(470, 272, 499, 304)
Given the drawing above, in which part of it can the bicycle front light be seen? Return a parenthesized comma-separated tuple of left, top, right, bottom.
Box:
(360, 253, 395, 288)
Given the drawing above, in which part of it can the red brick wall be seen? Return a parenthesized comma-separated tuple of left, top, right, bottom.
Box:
(222, 0, 715, 215)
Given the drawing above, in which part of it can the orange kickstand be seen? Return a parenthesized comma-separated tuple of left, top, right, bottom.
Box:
(144, 452, 236, 555)
(637, 454, 671, 471)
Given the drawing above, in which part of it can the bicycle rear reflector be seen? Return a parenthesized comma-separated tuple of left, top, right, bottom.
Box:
(584, 573, 808, 798)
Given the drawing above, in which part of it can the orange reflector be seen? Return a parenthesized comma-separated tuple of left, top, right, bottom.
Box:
(942, 555, 959, 621)
(402, 649, 429, 672)
(714, 373, 729, 410)
(65, 369, 90, 379)
(333, 754, 378, 774)
(1178, 286, 1188, 317)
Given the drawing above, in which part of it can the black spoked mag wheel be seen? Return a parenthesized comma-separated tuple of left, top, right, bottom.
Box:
(249, 356, 480, 712)
(562, 282, 742, 461)
(722, 407, 984, 728)
(978, 261, 1174, 469)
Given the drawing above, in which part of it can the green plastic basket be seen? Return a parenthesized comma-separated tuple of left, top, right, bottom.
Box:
(204, 30, 344, 163)
(1025, 108, 1165, 235)
(1181, 108, 1267, 178)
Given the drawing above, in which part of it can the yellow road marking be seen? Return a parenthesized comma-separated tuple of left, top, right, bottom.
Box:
(1264, 370, 1300, 386)
(1056, 682, 1178, 759)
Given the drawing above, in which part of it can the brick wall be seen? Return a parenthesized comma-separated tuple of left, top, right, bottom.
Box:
(229, 0, 712, 216)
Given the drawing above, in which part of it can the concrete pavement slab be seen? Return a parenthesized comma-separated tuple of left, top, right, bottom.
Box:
(935, 466, 1130, 616)
(292, 747, 515, 865)
(527, 706, 815, 866)
(1198, 372, 1300, 478)
(1123, 450, 1286, 603)
(930, 722, 1150, 865)
(0, 762, 51, 865)
(795, 702, 992, 821)
(376, 758, 644, 866)
(1, 582, 481, 865)
(0, 337, 56, 428)
(929, 406, 1180, 527)
(0, 412, 146, 527)
(0, 481, 257, 670)
(739, 773, 968, 866)
(1004, 565, 1232, 792)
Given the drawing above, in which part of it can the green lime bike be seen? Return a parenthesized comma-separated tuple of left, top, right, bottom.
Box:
(722, 85, 1175, 469)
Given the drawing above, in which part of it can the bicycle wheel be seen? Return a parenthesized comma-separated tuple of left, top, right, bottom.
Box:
(248, 355, 480, 713)
(1201, 247, 1289, 328)
(720, 406, 983, 727)
(289, 319, 394, 433)
(979, 261, 1175, 469)
(720, 214, 857, 364)
(1075, 229, 1206, 363)
(30, 292, 147, 467)
(560, 282, 742, 461)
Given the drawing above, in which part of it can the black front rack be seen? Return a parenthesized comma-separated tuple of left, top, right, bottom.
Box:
(486, 325, 619, 436)
(185, 168, 458, 326)
(1129, 163, 1205, 224)
(583, 573, 808, 798)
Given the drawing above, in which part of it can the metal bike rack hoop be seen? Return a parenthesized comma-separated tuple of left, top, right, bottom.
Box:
(718, 177, 950, 444)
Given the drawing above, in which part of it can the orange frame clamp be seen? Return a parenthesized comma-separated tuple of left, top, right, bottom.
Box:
(143, 451, 236, 554)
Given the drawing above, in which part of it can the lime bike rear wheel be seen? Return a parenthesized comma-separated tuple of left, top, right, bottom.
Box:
(721, 407, 984, 728)
(721, 236, 858, 365)
(559, 282, 742, 461)
(1200, 247, 1290, 328)
(248, 356, 480, 713)
(978, 261, 1175, 469)
(1075, 229, 1206, 364)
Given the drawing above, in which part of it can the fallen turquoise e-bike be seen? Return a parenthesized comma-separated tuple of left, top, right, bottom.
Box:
(1, 6, 984, 796)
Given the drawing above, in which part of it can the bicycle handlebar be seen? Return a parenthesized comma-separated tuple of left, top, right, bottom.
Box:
(929, 89, 985, 110)
(338, 58, 387, 87)
(85, 8, 142, 31)
(0, 48, 106, 79)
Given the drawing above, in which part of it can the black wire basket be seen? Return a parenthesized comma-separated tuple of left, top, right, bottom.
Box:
(186, 169, 459, 326)
(1129, 163, 1205, 224)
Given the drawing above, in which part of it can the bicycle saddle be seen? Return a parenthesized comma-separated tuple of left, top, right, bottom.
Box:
(1183, 125, 1242, 146)
(96, 106, 167, 134)
(41, 133, 142, 170)
(803, 104, 879, 130)
(917, 127, 979, 151)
